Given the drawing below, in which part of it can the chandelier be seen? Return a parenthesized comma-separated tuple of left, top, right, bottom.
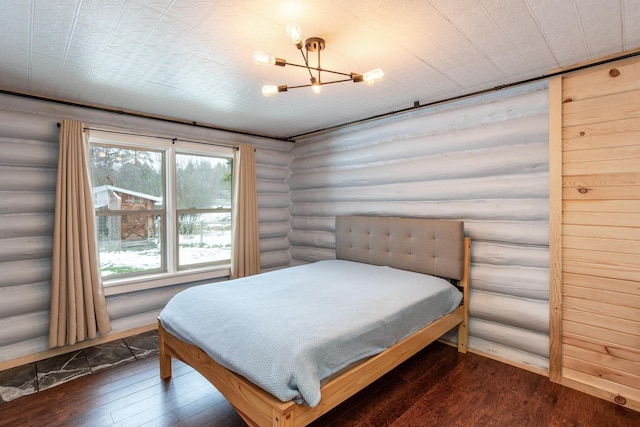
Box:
(254, 23, 384, 96)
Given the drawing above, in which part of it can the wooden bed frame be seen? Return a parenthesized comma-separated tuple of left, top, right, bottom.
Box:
(159, 216, 471, 426)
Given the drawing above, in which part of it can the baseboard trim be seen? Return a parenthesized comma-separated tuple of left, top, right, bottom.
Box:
(0, 323, 157, 372)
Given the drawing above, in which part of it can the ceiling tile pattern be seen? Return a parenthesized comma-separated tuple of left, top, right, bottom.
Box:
(0, 0, 638, 139)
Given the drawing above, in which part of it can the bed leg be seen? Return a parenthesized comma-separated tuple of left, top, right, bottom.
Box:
(457, 320, 469, 354)
(158, 321, 172, 379)
(160, 348, 172, 379)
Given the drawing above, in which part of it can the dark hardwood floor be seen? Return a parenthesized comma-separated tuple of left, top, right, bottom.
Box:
(1, 341, 638, 426)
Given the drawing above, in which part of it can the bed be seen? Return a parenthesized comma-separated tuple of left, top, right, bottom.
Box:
(158, 215, 471, 426)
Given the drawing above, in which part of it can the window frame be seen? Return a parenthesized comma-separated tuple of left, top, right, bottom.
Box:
(87, 130, 234, 296)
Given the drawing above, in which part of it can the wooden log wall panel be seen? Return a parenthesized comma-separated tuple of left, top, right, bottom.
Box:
(469, 319, 549, 359)
(553, 55, 640, 410)
(0, 139, 59, 167)
(260, 250, 291, 271)
(0, 166, 57, 191)
(0, 336, 49, 364)
(463, 221, 549, 246)
(290, 246, 335, 264)
(472, 241, 549, 268)
(0, 312, 49, 350)
(0, 94, 293, 364)
(259, 222, 290, 239)
(257, 193, 290, 209)
(0, 236, 52, 262)
(289, 199, 548, 221)
(0, 191, 55, 214)
(0, 253, 52, 289)
(289, 83, 551, 371)
(469, 336, 549, 370)
(257, 179, 289, 194)
(0, 282, 50, 319)
(0, 213, 54, 239)
(256, 164, 289, 181)
(259, 237, 290, 253)
(472, 265, 549, 300)
(258, 207, 290, 223)
(470, 291, 549, 333)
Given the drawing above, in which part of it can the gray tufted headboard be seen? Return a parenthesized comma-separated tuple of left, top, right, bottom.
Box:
(335, 215, 465, 280)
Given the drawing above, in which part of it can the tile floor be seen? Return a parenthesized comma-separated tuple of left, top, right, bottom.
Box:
(0, 330, 159, 404)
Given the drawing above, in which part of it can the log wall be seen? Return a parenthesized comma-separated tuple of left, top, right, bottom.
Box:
(289, 83, 551, 372)
(0, 94, 292, 363)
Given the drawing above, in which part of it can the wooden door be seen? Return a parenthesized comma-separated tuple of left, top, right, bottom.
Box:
(549, 54, 640, 411)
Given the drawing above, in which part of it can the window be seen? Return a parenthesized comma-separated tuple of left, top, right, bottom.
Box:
(88, 131, 233, 292)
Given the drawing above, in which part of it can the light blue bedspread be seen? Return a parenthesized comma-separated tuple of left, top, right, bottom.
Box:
(159, 260, 462, 407)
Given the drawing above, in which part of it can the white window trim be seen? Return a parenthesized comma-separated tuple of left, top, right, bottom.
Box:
(88, 129, 235, 295)
(103, 267, 231, 296)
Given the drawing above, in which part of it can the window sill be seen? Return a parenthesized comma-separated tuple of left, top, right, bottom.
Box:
(103, 265, 231, 296)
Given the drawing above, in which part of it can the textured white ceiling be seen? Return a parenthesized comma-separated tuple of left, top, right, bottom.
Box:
(1, 0, 639, 140)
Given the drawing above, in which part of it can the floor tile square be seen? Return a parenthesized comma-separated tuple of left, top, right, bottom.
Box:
(0, 363, 37, 403)
(36, 350, 91, 391)
(123, 330, 159, 360)
(84, 340, 136, 373)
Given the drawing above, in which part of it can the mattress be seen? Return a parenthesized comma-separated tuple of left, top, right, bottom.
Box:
(159, 259, 462, 407)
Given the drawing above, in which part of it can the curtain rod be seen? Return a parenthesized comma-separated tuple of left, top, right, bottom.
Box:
(287, 49, 640, 140)
(80, 126, 239, 151)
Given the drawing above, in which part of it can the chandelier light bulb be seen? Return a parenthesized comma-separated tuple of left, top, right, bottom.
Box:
(286, 22, 302, 45)
(363, 68, 384, 86)
(253, 51, 276, 65)
(262, 85, 288, 97)
(262, 85, 279, 97)
(311, 78, 322, 94)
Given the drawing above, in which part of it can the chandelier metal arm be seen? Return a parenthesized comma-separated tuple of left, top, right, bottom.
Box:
(284, 62, 354, 78)
(297, 49, 314, 80)
(286, 77, 357, 90)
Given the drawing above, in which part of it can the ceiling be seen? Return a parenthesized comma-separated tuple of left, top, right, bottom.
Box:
(1, 1, 639, 140)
